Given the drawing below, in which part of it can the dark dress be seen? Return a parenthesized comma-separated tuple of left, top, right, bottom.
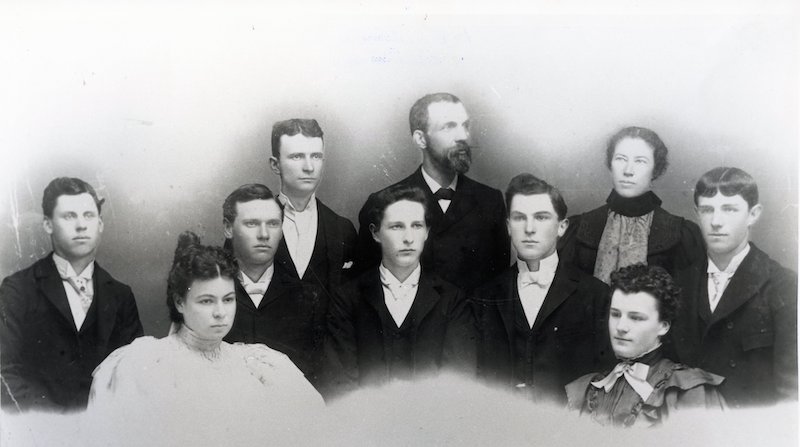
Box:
(565, 348, 726, 427)
(559, 190, 705, 281)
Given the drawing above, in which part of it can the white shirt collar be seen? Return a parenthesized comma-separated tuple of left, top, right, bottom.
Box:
(52, 252, 95, 279)
(240, 264, 274, 286)
(278, 192, 317, 214)
(420, 166, 458, 195)
(517, 251, 559, 274)
(708, 243, 751, 275)
(379, 262, 422, 287)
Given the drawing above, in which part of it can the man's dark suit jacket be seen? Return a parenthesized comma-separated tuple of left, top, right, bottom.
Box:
(224, 267, 325, 386)
(668, 244, 798, 407)
(0, 254, 143, 412)
(323, 268, 477, 398)
(275, 198, 358, 295)
(559, 205, 705, 278)
(355, 167, 509, 294)
(473, 262, 613, 404)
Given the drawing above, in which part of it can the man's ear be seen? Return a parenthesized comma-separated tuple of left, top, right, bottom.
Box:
(269, 156, 281, 176)
(98, 217, 104, 234)
(557, 218, 569, 238)
(223, 219, 234, 239)
(43, 217, 53, 235)
(370, 223, 381, 244)
(412, 130, 427, 150)
(747, 203, 763, 227)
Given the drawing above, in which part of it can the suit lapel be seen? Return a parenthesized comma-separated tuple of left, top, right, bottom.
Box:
(361, 269, 396, 329)
(274, 239, 299, 279)
(92, 264, 120, 342)
(260, 269, 290, 310)
(406, 169, 445, 226)
(36, 255, 78, 332)
(709, 248, 768, 326)
(531, 263, 577, 332)
(403, 272, 442, 329)
(234, 277, 258, 312)
(318, 200, 343, 287)
(496, 267, 518, 343)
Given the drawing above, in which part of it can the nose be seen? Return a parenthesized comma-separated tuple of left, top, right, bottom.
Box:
(302, 156, 314, 172)
(257, 223, 270, 240)
(709, 210, 723, 228)
(615, 317, 630, 334)
(212, 302, 226, 319)
(623, 161, 634, 176)
(75, 215, 88, 230)
(455, 124, 469, 142)
(524, 217, 535, 235)
(402, 228, 414, 245)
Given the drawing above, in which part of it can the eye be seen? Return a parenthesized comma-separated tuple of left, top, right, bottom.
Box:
(267, 220, 281, 228)
(289, 154, 302, 160)
(630, 315, 646, 321)
(312, 153, 324, 160)
(412, 222, 424, 229)
(609, 309, 621, 318)
(535, 215, 550, 221)
(198, 299, 213, 305)
(63, 212, 77, 220)
(244, 221, 257, 227)
(697, 207, 713, 215)
(223, 297, 235, 303)
(510, 214, 525, 222)
(389, 224, 402, 230)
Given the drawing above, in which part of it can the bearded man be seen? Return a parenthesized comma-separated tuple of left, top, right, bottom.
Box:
(354, 93, 509, 294)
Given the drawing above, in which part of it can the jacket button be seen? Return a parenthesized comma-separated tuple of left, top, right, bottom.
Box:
(729, 360, 736, 368)
(726, 322, 734, 330)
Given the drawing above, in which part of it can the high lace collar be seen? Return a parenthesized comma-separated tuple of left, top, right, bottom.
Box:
(175, 324, 223, 360)
(606, 190, 662, 217)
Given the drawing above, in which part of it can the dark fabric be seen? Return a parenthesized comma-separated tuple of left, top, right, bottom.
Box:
(224, 267, 326, 388)
(0, 254, 143, 412)
(558, 202, 705, 278)
(323, 268, 477, 400)
(472, 262, 614, 404)
(565, 357, 726, 427)
(433, 188, 455, 201)
(274, 198, 358, 297)
(605, 190, 662, 217)
(354, 167, 509, 294)
(668, 244, 798, 407)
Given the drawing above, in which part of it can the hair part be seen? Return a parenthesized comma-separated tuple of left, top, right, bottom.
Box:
(409, 92, 462, 135)
(166, 231, 238, 324)
(270, 118, 324, 158)
(42, 177, 105, 218)
(694, 166, 759, 208)
(605, 126, 669, 180)
(366, 184, 432, 229)
(504, 173, 568, 220)
(609, 264, 680, 325)
(222, 183, 282, 225)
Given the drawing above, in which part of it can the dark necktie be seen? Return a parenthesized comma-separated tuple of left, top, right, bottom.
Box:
(433, 188, 455, 201)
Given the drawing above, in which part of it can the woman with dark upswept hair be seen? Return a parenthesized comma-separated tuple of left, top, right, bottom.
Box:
(88, 232, 322, 445)
(559, 126, 705, 284)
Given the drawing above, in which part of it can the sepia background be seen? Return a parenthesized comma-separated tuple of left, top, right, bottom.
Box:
(1, 3, 796, 339)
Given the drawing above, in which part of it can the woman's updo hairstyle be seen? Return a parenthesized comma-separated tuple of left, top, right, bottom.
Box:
(166, 231, 238, 323)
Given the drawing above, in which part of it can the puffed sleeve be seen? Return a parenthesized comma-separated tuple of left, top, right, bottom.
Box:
(88, 336, 160, 413)
(238, 343, 325, 410)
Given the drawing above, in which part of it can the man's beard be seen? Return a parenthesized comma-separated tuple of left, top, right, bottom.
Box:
(428, 142, 472, 174)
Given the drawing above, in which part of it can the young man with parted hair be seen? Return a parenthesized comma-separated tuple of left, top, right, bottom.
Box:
(268, 118, 358, 297)
(473, 173, 612, 404)
(0, 177, 143, 412)
(355, 93, 509, 294)
(324, 184, 476, 399)
(221, 183, 326, 387)
(668, 167, 797, 408)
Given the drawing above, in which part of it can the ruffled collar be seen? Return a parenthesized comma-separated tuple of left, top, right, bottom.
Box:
(606, 190, 662, 217)
(175, 324, 223, 361)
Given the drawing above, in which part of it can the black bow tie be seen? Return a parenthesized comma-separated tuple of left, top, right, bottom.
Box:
(434, 188, 455, 201)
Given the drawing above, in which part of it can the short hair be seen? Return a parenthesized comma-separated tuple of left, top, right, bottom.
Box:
(694, 167, 759, 209)
(42, 177, 105, 218)
(609, 264, 680, 325)
(270, 118, 324, 158)
(366, 184, 432, 229)
(409, 92, 462, 135)
(166, 231, 238, 324)
(504, 173, 568, 220)
(605, 126, 669, 181)
(222, 183, 282, 225)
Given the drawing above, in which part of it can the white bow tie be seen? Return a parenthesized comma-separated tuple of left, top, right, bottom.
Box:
(519, 270, 552, 289)
(591, 361, 654, 401)
(244, 282, 267, 296)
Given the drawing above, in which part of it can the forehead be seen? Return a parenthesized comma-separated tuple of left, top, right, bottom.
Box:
(426, 101, 469, 126)
(382, 200, 425, 222)
(185, 276, 235, 299)
(509, 193, 556, 215)
(697, 192, 749, 208)
(234, 199, 282, 220)
(613, 137, 654, 159)
(610, 290, 660, 315)
(278, 134, 324, 154)
(53, 193, 98, 213)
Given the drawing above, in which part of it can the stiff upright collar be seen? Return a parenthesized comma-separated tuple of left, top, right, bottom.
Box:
(52, 252, 95, 279)
(606, 190, 662, 217)
(421, 166, 458, 194)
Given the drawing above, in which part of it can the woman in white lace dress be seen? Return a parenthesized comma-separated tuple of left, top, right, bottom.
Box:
(88, 231, 323, 446)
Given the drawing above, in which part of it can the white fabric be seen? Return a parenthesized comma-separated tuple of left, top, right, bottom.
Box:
(421, 167, 458, 213)
(240, 265, 274, 308)
(279, 192, 318, 278)
(379, 263, 421, 327)
(52, 253, 95, 329)
(516, 252, 558, 328)
(707, 243, 750, 313)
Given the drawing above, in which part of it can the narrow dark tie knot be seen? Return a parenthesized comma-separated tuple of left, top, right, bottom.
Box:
(434, 188, 455, 201)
